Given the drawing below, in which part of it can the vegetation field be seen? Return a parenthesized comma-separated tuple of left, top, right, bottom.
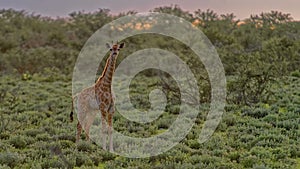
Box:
(0, 6, 300, 169)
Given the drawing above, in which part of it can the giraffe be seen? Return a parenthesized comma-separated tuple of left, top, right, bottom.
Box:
(70, 42, 125, 151)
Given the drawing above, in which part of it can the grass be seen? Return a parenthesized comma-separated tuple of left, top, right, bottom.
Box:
(0, 74, 299, 168)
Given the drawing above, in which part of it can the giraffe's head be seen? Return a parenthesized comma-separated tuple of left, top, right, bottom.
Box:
(106, 42, 125, 57)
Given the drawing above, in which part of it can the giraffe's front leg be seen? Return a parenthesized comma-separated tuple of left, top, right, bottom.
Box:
(108, 103, 115, 152)
(101, 111, 107, 150)
(108, 114, 114, 152)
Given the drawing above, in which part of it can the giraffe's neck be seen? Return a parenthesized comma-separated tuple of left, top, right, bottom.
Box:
(96, 54, 117, 87)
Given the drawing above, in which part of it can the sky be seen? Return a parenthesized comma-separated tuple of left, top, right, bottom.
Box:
(0, 0, 300, 20)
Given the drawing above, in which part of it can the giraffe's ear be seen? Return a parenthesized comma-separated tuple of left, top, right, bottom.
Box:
(106, 43, 111, 49)
(119, 42, 125, 49)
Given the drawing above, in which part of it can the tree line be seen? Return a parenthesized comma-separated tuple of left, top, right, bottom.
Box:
(0, 5, 299, 105)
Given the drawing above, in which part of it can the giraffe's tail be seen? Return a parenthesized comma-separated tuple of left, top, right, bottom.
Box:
(70, 111, 74, 122)
(70, 94, 78, 122)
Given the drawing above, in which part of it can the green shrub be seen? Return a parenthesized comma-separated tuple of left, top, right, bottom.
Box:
(42, 125, 57, 135)
(77, 141, 94, 152)
(164, 150, 188, 163)
(289, 145, 300, 158)
(212, 149, 225, 157)
(272, 148, 287, 160)
(167, 105, 180, 115)
(263, 114, 278, 126)
(99, 151, 115, 161)
(240, 155, 257, 168)
(217, 121, 228, 132)
(36, 133, 51, 141)
(19, 163, 43, 169)
(242, 107, 269, 118)
(223, 113, 236, 127)
(218, 162, 239, 169)
(200, 155, 220, 165)
(225, 104, 239, 112)
(75, 152, 93, 167)
(24, 128, 43, 137)
(90, 154, 103, 166)
(290, 70, 300, 77)
(0, 132, 10, 140)
(253, 164, 271, 169)
(56, 133, 76, 142)
(156, 117, 173, 129)
(41, 158, 66, 169)
(250, 147, 272, 159)
(187, 139, 201, 149)
(277, 119, 299, 130)
(0, 164, 10, 169)
(187, 154, 203, 165)
(0, 8, 299, 169)
(239, 134, 255, 143)
(59, 140, 74, 149)
(174, 163, 195, 169)
(0, 152, 21, 168)
(151, 163, 176, 169)
(228, 151, 240, 162)
(9, 135, 28, 149)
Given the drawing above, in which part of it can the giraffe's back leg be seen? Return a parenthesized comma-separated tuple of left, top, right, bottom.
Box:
(84, 111, 97, 141)
(76, 108, 86, 142)
(76, 98, 89, 142)
(76, 121, 82, 143)
(75, 100, 84, 143)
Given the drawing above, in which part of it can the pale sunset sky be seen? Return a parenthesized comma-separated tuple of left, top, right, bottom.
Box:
(0, 0, 299, 20)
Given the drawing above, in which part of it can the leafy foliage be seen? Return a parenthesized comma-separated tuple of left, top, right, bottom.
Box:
(0, 6, 299, 168)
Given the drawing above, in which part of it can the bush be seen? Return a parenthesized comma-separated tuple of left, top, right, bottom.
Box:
(75, 152, 93, 167)
(187, 154, 203, 165)
(242, 107, 269, 118)
(0, 164, 10, 169)
(41, 158, 66, 169)
(187, 140, 201, 149)
(58, 140, 73, 149)
(90, 154, 103, 166)
(9, 135, 28, 149)
(228, 151, 240, 162)
(250, 147, 272, 159)
(0, 132, 10, 140)
(289, 145, 300, 158)
(290, 70, 300, 77)
(36, 133, 51, 141)
(77, 141, 94, 152)
(272, 148, 286, 160)
(156, 117, 174, 129)
(222, 113, 236, 127)
(0, 152, 21, 168)
(99, 151, 116, 161)
(24, 128, 43, 137)
(200, 155, 220, 166)
(56, 133, 76, 142)
(263, 114, 278, 126)
(240, 155, 257, 168)
(253, 164, 271, 169)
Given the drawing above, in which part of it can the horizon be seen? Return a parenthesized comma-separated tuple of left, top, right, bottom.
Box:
(0, 0, 300, 21)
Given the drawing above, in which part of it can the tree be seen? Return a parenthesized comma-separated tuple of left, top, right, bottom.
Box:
(250, 11, 293, 25)
(152, 5, 193, 21)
